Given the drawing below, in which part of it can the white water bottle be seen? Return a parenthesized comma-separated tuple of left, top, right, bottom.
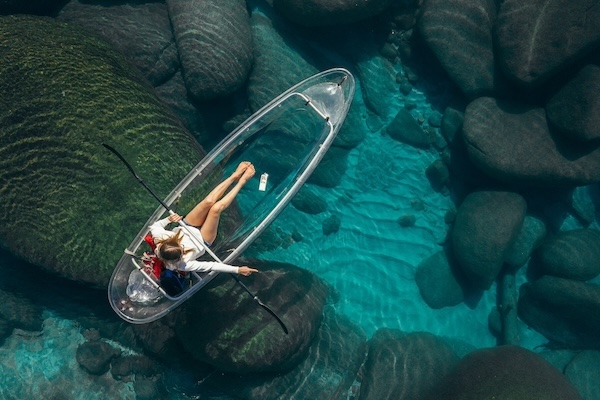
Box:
(259, 173, 268, 191)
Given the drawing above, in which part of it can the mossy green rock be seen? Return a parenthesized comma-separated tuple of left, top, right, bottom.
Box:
(0, 15, 202, 285)
(174, 260, 328, 373)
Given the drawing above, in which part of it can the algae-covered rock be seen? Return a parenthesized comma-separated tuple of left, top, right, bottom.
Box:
(203, 308, 367, 399)
(0, 15, 202, 285)
(174, 260, 328, 373)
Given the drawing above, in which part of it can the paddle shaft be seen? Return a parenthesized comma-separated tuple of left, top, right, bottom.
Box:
(103, 144, 289, 334)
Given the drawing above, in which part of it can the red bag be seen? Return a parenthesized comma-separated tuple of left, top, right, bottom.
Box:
(143, 234, 164, 279)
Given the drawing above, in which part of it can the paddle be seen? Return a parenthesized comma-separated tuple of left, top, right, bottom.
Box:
(103, 143, 289, 334)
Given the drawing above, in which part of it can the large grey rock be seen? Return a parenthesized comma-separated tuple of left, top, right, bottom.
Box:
(292, 185, 328, 215)
(495, 0, 600, 87)
(174, 261, 328, 373)
(427, 345, 583, 400)
(533, 229, 600, 281)
(440, 106, 464, 145)
(360, 330, 459, 400)
(463, 97, 600, 187)
(452, 191, 526, 290)
(355, 55, 398, 119)
(0, 15, 203, 285)
(504, 215, 547, 271)
(58, 1, 178, 86)
(518, 276, 600, 349)
(415, 251, 466, 309)
(273, 0, 394, 27)
(418, 0, 500, 98)
(386, 108, 433, 149)
(167, 0, 253, 101)
(546, 65, 600, 142)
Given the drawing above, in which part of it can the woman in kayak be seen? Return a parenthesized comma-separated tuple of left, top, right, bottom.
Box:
(150, 161, 258, 276)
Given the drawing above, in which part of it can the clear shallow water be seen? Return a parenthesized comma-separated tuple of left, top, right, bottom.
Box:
(250, 89, 499, 348)
(0, 313, 135, 399)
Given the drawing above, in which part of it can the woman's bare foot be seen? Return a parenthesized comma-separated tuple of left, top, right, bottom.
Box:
(239, 164, 255, 183)
(231, 161, 251, 180)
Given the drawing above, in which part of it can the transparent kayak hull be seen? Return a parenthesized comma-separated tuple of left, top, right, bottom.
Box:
(108, 68, 356, 324)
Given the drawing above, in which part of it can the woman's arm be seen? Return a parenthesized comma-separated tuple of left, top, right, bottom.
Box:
(183, 261, 258, 275)
(149, 214, 182, 239)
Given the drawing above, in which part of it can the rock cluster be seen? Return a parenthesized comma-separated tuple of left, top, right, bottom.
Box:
(412, 0, 600, 365)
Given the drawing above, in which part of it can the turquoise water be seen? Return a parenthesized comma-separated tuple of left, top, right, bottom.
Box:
(249, 84, 541, 350)
(0, 313, 136, 399)
(0, 65, 552, 398)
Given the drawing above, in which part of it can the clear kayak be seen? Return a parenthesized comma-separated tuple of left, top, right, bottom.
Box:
(107, 68, 356, 324)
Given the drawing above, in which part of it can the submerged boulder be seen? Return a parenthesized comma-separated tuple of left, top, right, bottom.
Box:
(418, 0, 500, 98)
(518, 276, 600, 349)
(451, 191, 526, 290)
(360, 330, 459, 400)
(58, 1, 178, 87)
(174, 261, 329, 373)
(427, 345, 582, 400)
(546, 64, 600, 142)
(415, 250, 466, 309)
(495, 0, 600, 87)
(533, 229, 600, 281)
(386, 108, 432, 149)
(463, 97, 600, 187)
(0, 15, 202, 285)
(167, 0, 253, 101)
(203, 308, 367, 399)
(504, 215, 547, 271)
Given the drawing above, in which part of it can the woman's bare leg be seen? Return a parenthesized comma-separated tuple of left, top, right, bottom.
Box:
(184, 162, 250, 227)
(201, 164, 255, 244)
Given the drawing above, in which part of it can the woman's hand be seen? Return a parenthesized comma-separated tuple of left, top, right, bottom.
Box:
(168, 213, 183, 223)
(238, 266, 258, 276)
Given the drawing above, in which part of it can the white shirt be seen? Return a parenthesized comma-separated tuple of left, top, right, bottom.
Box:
(149, 217, 238, 274)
